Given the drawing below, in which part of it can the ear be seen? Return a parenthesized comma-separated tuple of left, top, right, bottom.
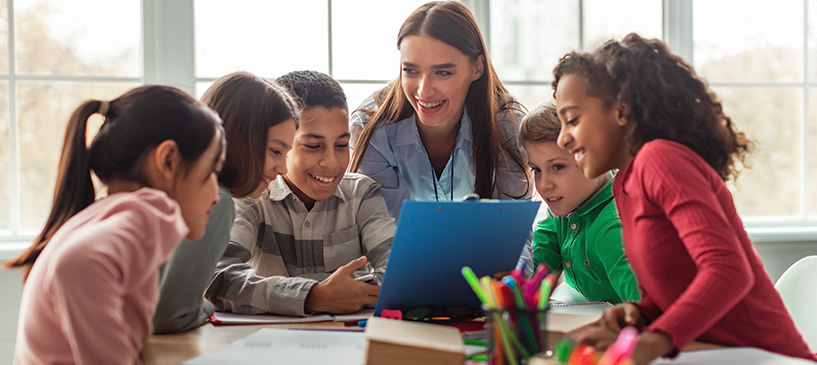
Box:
(614, 100, 628, 127)
(152, 139, 181, 181)
(472, 54, 485, 81)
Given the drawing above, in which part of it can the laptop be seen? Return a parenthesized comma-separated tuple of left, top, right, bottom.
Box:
(373, 199, 540, 320)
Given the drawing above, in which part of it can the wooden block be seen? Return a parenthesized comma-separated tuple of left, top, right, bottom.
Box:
(365, 317, 465, 365)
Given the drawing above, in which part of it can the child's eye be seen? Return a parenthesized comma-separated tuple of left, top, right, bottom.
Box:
(552, 164, 565, 172)
(529, 166, 541, 174)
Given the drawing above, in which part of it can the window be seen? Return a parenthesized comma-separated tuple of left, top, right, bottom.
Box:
(193, 0, 429, 108)
(691, 0, 815, 231)
(1, 0, 140, 245)
(1, 0, 814, 246)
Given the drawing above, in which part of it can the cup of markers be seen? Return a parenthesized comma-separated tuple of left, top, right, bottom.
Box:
(461, 264, 558, 365)
(550, 326, 638, 365)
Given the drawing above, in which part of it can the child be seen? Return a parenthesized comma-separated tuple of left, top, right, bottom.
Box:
(152, 72, 299, 333)
(350, 1, 531, 219)
(206, 70, 395, 316)
(554, 33, 816, 363)
(521, 102, 638, 303)
(6, 86, 224, 364)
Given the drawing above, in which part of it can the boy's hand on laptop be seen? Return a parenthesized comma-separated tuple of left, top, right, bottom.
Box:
(304, 256, 380, 314)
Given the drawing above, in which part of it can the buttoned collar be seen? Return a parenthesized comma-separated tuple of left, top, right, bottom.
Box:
(394, 108, 473, 146)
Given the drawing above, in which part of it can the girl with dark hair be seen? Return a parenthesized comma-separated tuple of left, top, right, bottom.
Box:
(152, 71, 299, 334)
(350, 1, 531, 218)
(553, 33, 815, 363)
(8, 85, 225, 364)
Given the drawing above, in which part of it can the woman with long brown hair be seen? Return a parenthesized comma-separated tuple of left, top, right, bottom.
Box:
(350, 1, 531, 218)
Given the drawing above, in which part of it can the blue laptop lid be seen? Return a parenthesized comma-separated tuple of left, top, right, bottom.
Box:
(373, 199, 540, 318)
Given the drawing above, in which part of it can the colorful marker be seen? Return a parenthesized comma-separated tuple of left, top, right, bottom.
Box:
(461, 266, 488, 305)
(598, 326, 639, 365)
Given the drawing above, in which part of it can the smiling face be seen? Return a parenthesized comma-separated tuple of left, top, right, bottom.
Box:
(555, 74, 632, 179)
(399, 34, 484, 133)
(525, 141, 603, 217)
(284, 106, 350, 209)
(172, 132, 225, 240)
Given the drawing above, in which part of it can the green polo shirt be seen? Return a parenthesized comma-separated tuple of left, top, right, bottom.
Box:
(532, 178, 639, 303)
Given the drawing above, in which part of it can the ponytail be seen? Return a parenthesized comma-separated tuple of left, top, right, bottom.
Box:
(4, 100, 103, 280)
(6, 85, 222, 282)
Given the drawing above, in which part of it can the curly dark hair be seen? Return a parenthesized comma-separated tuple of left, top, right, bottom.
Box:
(552, 33, 752, 181)
(275, 70, 347, 112)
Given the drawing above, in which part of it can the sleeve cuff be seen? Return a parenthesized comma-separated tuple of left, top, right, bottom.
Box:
(269, 277, 319, 317)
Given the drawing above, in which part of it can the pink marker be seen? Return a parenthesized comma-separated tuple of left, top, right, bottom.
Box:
(598, 326, 638, 365)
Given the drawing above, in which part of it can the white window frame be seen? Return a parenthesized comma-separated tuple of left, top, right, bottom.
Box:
(2, 0, 814, 255)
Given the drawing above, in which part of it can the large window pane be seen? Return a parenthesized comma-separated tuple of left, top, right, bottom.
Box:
(0, 83, 7, 230)
(694, 0, 802, 83)
(17, 82, 137, 232)
(331, 0, 428, 81)
(0, 0, 8, 73)
(583, 0, 661, 49)
(490, 0, 579, 82)
(810, 0, 817, 81)
(195, 0, 328, 79)
(716, 87, 801, 217)
(14, 0, 140, 76)
(196, 81, 215, 101)
(810, 89, 817, 216)
(342, 82, 389, 112)
(503, 84, 551, 113)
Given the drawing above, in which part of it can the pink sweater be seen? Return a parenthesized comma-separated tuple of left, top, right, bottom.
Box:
(15, 188, 188, 365)
(614, 139, 815, 361)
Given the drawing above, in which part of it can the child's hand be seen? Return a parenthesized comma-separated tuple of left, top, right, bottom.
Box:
(304, 256, 380, 314)
(567, 320, 620, 351)
(631, 331, 674, 365)
(600, 303, 645, 331)
(566, 304, 644, 350)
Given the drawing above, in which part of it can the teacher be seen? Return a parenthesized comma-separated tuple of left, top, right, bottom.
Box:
(350, 1, 532, 218)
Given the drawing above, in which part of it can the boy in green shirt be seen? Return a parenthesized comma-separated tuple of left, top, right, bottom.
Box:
(521, 102, 639, 303)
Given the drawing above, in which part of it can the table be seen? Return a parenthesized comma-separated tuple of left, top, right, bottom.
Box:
(141, 310, 719, 365)
(142, 321, 349, 365)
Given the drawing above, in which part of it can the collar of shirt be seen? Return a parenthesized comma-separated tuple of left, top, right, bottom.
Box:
(393, 107, 473, 146)
(265, 175, 349, 203)
(550, 174, 615, 220)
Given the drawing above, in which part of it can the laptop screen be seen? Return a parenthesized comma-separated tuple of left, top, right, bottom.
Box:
(373, 199, 540, 319)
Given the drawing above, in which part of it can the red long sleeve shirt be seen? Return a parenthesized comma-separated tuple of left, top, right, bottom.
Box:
(614, 139, 815, 361)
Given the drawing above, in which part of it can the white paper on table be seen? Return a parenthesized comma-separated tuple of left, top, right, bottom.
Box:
(211, 309, 374, 325)
(183, 328, 366, 365)
(652, 347, 816, 365)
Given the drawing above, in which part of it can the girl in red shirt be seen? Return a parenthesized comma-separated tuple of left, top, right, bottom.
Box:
(551, 33, 815, 364)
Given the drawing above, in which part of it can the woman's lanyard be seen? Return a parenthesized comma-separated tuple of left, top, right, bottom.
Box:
(430, 150, 455, 201)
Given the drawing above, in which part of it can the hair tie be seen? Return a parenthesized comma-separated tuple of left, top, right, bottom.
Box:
(97, 100, 110, 116)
